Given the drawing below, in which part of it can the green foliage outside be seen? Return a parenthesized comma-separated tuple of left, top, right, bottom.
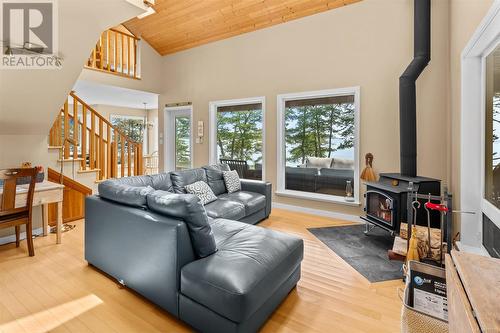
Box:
(175, 116, 191, 170)
(111, 117, 145, 143)
(217, 109, 263, 167)
(285, 103, 354, 165)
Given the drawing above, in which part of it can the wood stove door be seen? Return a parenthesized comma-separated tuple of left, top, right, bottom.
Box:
(365, 190, 396, 229)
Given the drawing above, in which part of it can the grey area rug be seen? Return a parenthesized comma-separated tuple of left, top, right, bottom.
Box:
(308, 224, 403, 282)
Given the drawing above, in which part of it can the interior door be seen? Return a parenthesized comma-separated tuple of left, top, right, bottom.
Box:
(165, 107, 192, 171)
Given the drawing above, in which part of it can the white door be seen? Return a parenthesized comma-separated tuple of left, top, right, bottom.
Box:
(165, 106, 193, 171)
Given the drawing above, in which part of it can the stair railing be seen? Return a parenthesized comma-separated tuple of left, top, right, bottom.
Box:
(49, 91, 144, 181)
(85, 28, 140, 79)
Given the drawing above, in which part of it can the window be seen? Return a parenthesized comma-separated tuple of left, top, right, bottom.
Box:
(277, 88, 360, 204)
(164, 107, 193, 172)
(485, 45, 500, 210)
(110, 114, 146, 144)
(175, 115, 191, 170)
(209, 97, 265, 180)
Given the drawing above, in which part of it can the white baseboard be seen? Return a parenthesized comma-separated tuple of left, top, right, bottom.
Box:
(272, 202, 363, 223)
(0, 227, 45, 246)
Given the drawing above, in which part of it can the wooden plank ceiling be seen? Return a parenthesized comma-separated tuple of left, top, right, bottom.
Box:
(124, 0, 362, 56)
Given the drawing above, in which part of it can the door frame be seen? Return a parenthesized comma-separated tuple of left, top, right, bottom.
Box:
(460, 0, 500, 254)
(164, 105, 193, 172)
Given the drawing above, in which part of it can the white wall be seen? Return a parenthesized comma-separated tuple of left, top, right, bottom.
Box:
(158, 0, 451, 216)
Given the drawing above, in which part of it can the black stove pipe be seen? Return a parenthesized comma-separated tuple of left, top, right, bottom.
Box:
(399, 0, 431, 177)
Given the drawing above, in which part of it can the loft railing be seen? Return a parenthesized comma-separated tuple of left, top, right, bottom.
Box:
(49, 91, 144, 181)
(85, 28, 140, 79)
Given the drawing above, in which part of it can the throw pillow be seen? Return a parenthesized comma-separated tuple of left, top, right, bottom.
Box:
(223, 170, 241, 194)
(184, 181, 218, 205)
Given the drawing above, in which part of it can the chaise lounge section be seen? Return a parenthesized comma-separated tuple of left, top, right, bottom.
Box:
(85, 164, 303, 333)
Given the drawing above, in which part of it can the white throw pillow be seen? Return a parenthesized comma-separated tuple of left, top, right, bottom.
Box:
(184, 181, 217, 205)
(332, 158, 354, 170)
(306, 157, 333, 169)
(223, 170, 241, 194)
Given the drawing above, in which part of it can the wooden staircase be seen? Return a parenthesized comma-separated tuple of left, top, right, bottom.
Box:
(49, 91, 144, 184)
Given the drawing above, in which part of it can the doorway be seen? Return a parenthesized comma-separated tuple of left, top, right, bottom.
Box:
(165, 106, 193, 171)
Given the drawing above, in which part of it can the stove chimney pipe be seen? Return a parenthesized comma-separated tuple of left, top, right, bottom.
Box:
(399, 0, 431, 177)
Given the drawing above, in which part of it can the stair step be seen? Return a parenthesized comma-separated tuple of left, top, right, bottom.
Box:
(58, 158, 84, 162)
(94, 179, 107, 184)
(48, 146, 63, 150)
(77, 169, 100, 174)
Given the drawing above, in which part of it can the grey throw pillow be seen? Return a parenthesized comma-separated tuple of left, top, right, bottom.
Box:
(185, 181, 218, 205)
(223, 170, 241, 193)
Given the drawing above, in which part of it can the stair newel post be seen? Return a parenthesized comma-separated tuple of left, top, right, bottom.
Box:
(127, 140, 132, 177)
(127, 36, 131, 77)
(90, 112, 96, 170)
(137, 144, 143, 176)
(99, 33, 104, 69)
(106, 30, 110, 71)
(81, 105, 87, 170)
(63, 100, 70, 159)
(98, 118, 104, 180)
(107, 125, 111, 180)
(133, 39, 138, 78)
(122, 34, 126, 75)
(73, 98, 79, 160)
(120, 135, 125, 178)
(112, 128, 118, 178)
(114, 30, 118, 72)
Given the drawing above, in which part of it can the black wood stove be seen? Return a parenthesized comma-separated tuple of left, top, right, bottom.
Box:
(362, 173, 440, 235)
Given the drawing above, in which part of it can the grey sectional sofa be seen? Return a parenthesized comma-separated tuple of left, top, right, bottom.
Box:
(85, 164, 303, 333)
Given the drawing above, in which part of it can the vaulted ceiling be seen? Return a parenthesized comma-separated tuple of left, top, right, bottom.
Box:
(124, 0, 362, 56)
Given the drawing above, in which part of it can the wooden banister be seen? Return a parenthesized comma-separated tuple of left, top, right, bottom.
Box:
(85, 28, 140, 79)
(49, 92, 144, 181)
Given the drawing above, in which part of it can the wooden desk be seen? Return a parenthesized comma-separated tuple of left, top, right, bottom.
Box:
(446, 250, 500, 333)
(0, 181, 64, 244)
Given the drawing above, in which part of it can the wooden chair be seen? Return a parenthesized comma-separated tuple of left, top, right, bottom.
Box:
(0, 168, 38, 256)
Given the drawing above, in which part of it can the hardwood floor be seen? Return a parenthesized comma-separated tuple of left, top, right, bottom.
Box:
(0, 208, 403, 333)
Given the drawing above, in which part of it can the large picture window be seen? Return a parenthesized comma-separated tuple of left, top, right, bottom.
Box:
(277, 88, 360, 204)
(209, 97, 265, 180)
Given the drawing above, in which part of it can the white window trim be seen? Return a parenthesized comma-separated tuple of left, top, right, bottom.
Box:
(209, 96, 266, 180)
(276, 87, 361, 205)
(163, 105, 194, 172)
(460, 0, 500, 254)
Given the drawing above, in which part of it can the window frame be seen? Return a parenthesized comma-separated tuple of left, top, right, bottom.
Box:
(460, 1, 500, 253)
(276, 87, 361, 205)
(209, 96, 266, 180)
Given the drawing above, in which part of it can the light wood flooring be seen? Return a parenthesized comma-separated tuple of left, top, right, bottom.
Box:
(0, 208, 403, 333)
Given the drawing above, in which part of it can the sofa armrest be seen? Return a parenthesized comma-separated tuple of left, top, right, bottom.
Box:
(85, 195, 196, 317)
(240, 179, 272, 218)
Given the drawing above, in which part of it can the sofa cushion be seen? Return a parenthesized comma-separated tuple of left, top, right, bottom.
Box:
(222, 170, 241, 194)
(98, 176, 155, 207)
(203, 164, 230, 195)
(185, 181, 218, 205)
(219, 191, 266, 216)
(306, 157, 333, 169)
(147, 191, 217, 258)
(150, 172, 174, 192)
(170, 168, 208, 193)
(180, 219, 303, 322)
(204, 200, 245, 220)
